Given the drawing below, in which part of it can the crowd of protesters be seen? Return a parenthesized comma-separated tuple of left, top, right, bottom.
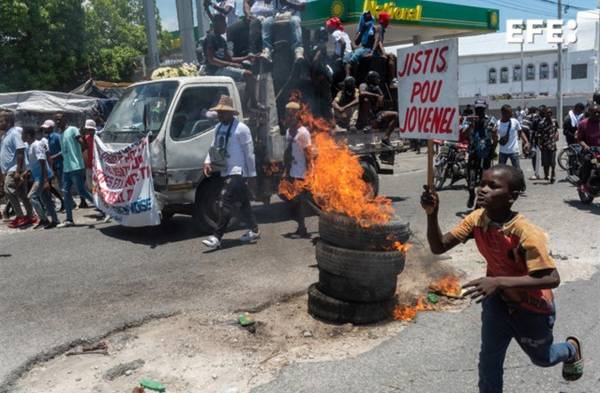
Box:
(0, 109, 105, 229)
(456, 96, 600, 209)
(202, 0, 399, 142)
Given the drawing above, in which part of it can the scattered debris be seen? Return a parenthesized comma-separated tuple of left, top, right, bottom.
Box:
(104, 359, 145, 381)
(427, 292, 439, 304)
(238, 313, 255, 327)
(66, 341, 109, 356)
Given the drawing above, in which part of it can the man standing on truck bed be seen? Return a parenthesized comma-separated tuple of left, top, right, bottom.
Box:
(202, 95, 260, 250)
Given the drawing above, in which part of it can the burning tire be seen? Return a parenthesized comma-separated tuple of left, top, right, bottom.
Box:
(316, 240, 404, 303)
(308, 283, 396, 325)
(318, 213, 410, 251)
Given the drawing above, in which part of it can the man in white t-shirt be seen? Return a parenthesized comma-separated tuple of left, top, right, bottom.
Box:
(202, 95, 259, 250)
(283, 101, 311, 238)
(326, 17, 352, 59)
(496, 104, 529, 168)
(22, 128, 60, 229)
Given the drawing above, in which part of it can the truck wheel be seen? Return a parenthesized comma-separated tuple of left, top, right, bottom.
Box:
(193, 177, 223, 234)
(360, 161, 379, 197)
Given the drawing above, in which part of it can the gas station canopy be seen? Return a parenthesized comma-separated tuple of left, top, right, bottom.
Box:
(301, 0, 499, 44)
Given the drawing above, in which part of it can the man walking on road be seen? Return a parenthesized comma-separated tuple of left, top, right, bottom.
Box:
(0, 109, 35, 228)
(282, 101, 311, 238)
(202, 95, 260, 250)
(576, 104, 600, 194)
(55, 114, 95, 227)
(496, 104, 529, 168)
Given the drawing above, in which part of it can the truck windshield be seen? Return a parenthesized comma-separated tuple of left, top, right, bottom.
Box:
(104, 81, 179, 135)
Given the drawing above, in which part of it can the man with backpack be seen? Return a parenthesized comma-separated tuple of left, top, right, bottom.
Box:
(496, 104, 529, 168)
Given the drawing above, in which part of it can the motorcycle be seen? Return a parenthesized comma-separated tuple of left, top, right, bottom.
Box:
(434, 141, 468, 190)
(557, 143, 582, 177)
(569, 146, 600, 204)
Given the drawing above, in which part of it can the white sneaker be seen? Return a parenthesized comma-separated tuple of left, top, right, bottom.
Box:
(294, 47, 304, 61)
(202, 235, 221, 250)
(240, 230, 260, 243)
(57, 221, 75, 228)
(261, 48, 272, 62)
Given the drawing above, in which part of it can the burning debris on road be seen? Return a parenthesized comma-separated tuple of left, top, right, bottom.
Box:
(393, 275, 464, 322)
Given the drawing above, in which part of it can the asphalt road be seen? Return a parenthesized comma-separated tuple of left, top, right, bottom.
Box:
(2, 152, 599, 392)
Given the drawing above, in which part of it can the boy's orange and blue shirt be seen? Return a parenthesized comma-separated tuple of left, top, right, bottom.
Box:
(450, 209, 556, 314)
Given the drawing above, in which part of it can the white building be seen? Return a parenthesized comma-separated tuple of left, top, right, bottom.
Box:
(457, 9, 600, 112)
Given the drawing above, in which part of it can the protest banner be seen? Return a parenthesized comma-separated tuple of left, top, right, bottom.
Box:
(93, 136, 161, 227)
(396, 38, 459, 187)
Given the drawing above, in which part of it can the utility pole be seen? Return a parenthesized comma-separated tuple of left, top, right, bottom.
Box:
(143, 0, 160, 73)
(196, 0, 209, 41)
(557, 0, 564, 127)
(521, 39, 525, 108)
(176, 0, 197, 63)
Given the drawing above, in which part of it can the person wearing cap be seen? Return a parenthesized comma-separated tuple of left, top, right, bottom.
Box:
(55, 114, 95, 227)
(332, 76, 359, 130)
(39, 119, 64, 212)
(82, 119, 97, 195)
(326, 17, 352, 60)
(465, 99, 498, 208)
(282, 101, 311, 238)
(202, 95, 259, 250)
(22, 127, 60, 229)
(344, 11, 390, 76)
(0, 109, 36, 228)
(43, 117, 65, 211)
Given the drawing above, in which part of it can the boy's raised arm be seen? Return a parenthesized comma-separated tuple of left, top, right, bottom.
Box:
(421, 186, 462, 255)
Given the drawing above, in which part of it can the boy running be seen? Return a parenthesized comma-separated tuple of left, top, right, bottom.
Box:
(421, 164, 583, 392)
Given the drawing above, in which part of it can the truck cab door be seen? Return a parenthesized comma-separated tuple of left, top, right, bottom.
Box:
(164, 83, 236, 203)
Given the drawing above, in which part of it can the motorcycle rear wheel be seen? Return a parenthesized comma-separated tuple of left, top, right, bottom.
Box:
(557, 148, 569, 171)
(434, 166, 447, 190)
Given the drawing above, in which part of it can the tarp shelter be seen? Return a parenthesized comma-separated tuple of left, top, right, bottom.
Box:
(0, 90, 99, 130)
(70, 80, 131, 99)
(302, 0, 499, 44)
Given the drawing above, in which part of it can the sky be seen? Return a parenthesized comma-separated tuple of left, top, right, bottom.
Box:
(156, 0, 600, 32)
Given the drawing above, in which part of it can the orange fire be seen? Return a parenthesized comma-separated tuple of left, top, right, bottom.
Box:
(279, 107, 394, 226)
(385, 234, 412, 253)
(393, 295, 435, 321)
(429, 275, 462, 297)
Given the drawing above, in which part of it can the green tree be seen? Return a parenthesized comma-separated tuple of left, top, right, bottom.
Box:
(84, 0, 173, 82)
(0, 0, 87, 92)
(0, 0, 173, 92)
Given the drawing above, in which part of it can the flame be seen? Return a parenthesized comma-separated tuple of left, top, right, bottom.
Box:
(281, 107, 394, 227)
(429, 275, 462, 297)
(385, 234, 412, 253)
(393, 295, 435, 321)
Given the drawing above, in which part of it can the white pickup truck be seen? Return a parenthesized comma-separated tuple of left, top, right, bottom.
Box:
(100, 76, 403, 232)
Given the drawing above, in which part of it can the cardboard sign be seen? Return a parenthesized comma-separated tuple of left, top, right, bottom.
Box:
(397, 38, 459, 141)
(93, 136, 161, 227)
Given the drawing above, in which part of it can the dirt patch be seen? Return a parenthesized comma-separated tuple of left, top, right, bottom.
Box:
(14, 242, 475, 393)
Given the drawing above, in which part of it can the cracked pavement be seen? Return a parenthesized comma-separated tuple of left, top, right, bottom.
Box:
(2, 152, 599, 392)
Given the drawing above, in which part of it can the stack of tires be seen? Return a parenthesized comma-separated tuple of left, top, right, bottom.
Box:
(308, 213, 410, 324)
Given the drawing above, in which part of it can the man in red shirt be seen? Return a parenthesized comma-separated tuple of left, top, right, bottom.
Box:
(576, 104, 600, 190)
(82, 119, 96, 198)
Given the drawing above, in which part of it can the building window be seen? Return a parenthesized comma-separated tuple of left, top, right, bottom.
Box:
(553, 62, 558, 79)
(526, 64, 535, 80)
(488, 68, 497, 84)
(539, 63, 549, 79)
(571, 63, 588, 80)
(513, 65, 522, 81)
(500, 67, 509, 83)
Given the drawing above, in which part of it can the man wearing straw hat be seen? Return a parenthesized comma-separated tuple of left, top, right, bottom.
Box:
(202, 95, 260, 250)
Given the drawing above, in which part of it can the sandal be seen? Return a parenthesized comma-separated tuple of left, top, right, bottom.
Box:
(563, 336, 583, 381)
